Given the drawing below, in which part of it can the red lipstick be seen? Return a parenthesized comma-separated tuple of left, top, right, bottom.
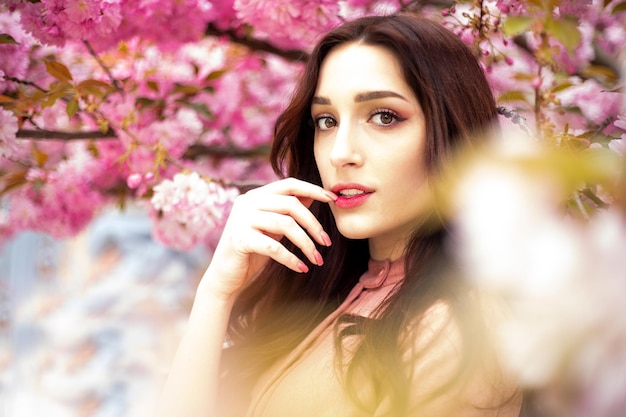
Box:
(331, 183, 374, 209)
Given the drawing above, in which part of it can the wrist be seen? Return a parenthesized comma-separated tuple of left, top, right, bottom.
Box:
(195, 266, 239, 305)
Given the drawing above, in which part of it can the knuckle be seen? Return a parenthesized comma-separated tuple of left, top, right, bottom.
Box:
(284, 177, 300, 189)
(278, 216, 295, 229)
(286, 195, 300, 206)
(266, 241, 280, 254)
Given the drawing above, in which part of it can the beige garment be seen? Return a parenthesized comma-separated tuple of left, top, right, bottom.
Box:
(245, 257, 405, 417)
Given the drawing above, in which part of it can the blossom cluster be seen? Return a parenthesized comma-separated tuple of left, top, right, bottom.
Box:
(234, 0, 342, 49)
(6, 0, 220, 51)
(6, 147, 109, 240)
(442, 0, 626, 141)
(0, 2, 298, 248)
(150, 172, 239, 251)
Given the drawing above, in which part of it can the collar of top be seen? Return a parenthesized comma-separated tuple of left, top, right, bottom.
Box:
(359, 256, 405, 289)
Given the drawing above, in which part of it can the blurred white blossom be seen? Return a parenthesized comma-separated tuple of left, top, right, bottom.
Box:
(450, 142, 626, 417)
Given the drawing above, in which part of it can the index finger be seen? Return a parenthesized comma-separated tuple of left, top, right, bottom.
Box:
(251, 178, 337, 204)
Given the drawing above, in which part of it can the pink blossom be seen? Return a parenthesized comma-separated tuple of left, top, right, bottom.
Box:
(7, 189, 40, 231)
(551, 22, 595, 74)
(557, 79, 624, 125)
(579, 2, 626, 56)
(16, 1, 67, 47)
(126, 173, 143, 189)
(234, 0, 341, 49)
(0, 109, 18, 158)
(135, 108, 203, 158)
(93, 0, 216, 51)
(494, 0, 527, 15)
(0, 9, 35, 92)
(557, 0, 592, 17)
(63, 0, 101, 22)
(608, 138, 626, 156)
(344, 0, 376, 7)
(42, 149, 108, 237)
(150, 172, 239, 250)
(0, 206, 13, 245)
(614, 115, 626, 131)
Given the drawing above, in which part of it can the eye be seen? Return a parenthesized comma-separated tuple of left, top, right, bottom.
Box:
(314, 115, 337, 131)
(369, 110, 403, 126)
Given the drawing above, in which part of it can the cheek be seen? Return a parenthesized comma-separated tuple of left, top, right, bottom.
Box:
(393, 153, 428, 189)
(313, 141, 328, 176)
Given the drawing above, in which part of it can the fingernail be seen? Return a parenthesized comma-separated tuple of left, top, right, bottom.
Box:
(314, 250, 324, 266)
(324, 190, 338, 201)
(298, 261, 309, 273)
(320, 231, 332, 247)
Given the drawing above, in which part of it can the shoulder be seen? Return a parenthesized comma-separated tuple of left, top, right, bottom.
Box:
(401, 300, 522, 417)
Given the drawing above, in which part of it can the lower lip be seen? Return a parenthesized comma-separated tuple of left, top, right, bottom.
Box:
(334, 193, 372, 209)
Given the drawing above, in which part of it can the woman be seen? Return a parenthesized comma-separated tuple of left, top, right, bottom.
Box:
(158, 14, 522, 417)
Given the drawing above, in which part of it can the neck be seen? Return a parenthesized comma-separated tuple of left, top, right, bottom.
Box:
(368, 237, 407, 262)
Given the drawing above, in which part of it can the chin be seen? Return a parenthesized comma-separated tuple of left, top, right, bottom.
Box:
(334, 222, 372, 240)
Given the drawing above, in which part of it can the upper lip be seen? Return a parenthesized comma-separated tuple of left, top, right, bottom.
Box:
(331, 183, 375, 195)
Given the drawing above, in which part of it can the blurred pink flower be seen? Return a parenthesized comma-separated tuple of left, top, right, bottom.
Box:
(0, 109, 18, 158)
(0, 10, 35, 92)
(63, 0, 101, 22)
(608, 138, 626, 156)
(557, 79, 624, 125)
(234, 0, 341, 49)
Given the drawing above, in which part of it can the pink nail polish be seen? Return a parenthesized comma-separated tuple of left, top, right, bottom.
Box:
(320, 231, 332, 247)
(314, 250, 324, 266)
(298, 261, 309, 273)
(324, 190, 338, 201)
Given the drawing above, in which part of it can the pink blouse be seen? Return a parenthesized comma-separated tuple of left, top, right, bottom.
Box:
(244, 257, 405, 417)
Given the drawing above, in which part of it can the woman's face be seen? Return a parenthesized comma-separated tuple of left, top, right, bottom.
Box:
(312, 42, 430, 261)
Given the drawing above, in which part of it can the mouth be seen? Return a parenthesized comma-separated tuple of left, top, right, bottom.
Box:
(330, 184, 374, 209)
(337, 188, 368, 197)
(332, 183, 374, 195)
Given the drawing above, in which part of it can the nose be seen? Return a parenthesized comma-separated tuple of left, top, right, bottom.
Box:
(329, 121, 363, 168)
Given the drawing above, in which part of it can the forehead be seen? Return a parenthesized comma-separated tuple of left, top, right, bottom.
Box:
(315, 42, 411, 96)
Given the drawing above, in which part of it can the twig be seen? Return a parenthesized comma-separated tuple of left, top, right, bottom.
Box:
(573, 192, 590, 220)
(205, 23, 309, 62)
(82, 40, 123, 93)
(399, 0, 454, 12)
(497, 106, 533, 136)
(2, 76, 48, 93)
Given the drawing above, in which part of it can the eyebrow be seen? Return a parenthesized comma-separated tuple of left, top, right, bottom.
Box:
(312, 90, 408, 105)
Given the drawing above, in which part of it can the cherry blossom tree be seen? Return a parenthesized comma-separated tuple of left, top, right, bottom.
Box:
(1, 0, 624, 250)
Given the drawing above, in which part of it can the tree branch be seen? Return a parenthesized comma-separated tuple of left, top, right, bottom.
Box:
(398, 0, 454, 12)
(182, 143, 270, 160)
(205, 23, 309, 62)
(16, 128, 117, 140)
(15, 129, 270, 160)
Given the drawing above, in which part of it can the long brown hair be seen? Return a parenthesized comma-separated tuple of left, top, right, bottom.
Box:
(221, 14, 501, 416)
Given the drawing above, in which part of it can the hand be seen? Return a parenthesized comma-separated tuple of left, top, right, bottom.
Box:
(199, 178, 337, 301)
